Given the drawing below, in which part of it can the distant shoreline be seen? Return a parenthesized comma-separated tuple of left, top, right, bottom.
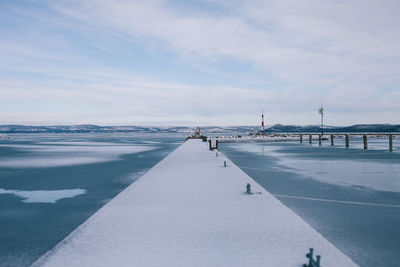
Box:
(0, 124, 399, 134)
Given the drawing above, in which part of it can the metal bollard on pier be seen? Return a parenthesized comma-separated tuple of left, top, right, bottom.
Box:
(303, 248, 321, 267)
(246, 183, 251, 194)
(224, 161, 226, 167)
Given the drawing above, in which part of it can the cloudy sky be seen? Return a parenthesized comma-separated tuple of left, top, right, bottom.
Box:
(0, 0, 399, 126)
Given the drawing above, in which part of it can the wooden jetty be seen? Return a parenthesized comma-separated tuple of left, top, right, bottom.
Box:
(296, 133, 398, 152)
(213, 133, 398, 152)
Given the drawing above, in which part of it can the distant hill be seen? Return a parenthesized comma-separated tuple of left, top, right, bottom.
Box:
(333, 124, 400, 133)
(0, 124, 399, 134)
(0, 125, 194, 134)
(0, 125, 262, 134)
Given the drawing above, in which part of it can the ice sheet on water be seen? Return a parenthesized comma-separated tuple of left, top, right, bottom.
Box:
(231, 143, 400, 193)
(140, 141, 162, 144)
(0, 144, 154, 153)
(0, 188, 86, 203)
(0, 143, 155, 168)
(279, 158, 400, 192)
(38, 142, 129, 146)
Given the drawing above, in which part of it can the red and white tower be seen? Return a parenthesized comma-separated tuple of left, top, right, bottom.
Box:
(261, 107, 265, 134)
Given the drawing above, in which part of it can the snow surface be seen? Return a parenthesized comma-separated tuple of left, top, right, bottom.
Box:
(33, 139, 357, 267)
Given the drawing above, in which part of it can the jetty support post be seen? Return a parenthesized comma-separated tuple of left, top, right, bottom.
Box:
(363, 135, 368, 150)
(345, 135, 349, 148)
(330, 134, 334, 146)
(318, 134, 322, 146)
(300, 134, 303, 143)
(309, 134, 312, 144)
(389, 135, 393, 152)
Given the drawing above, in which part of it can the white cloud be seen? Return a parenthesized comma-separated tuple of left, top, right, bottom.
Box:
(0, 0, 399, 125)
(49, 0, 400, 83)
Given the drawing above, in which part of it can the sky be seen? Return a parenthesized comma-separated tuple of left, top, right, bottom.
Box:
(0, 0, 399, 126)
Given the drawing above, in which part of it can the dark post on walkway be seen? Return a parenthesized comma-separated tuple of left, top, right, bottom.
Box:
(389, 135, 393, 152)
(330, 134, 334, 146)
(318, 134, 322, 146)
(345, 134, 349, 148)
(300, 134, 303, 143)
(309, 134, 312, 144)
(363, 135, 368, 150)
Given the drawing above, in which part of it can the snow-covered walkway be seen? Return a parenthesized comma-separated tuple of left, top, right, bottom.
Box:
(33, 139, 356, 267)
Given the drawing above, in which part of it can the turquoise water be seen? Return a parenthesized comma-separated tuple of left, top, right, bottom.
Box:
(0, 133, 184, 266)
(219, 138, 400, 267)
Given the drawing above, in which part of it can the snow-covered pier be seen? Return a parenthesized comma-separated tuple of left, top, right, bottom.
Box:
(33, 139, 356, 267)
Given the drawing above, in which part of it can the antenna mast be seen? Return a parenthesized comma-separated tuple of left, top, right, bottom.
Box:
(318, 105, 324, 136)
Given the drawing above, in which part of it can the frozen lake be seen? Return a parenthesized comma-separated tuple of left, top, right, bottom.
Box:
(2, 133, 399, 266)
(0, 133, 184, 266)
(219, 137, 400, 267)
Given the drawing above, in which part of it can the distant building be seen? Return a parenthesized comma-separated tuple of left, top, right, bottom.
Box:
(186, 127, 207, 141)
